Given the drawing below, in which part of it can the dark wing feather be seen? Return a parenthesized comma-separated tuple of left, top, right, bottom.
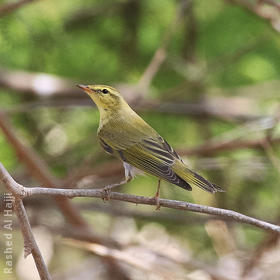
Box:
(142, 137, 182, 161)
(99, 138, 114, 155)
(121, 138, 192, 191)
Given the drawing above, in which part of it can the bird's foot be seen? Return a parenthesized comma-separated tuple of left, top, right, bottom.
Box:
(154, 195, 161, 210)
(101, 185, 112, 202)
(153, 179, 161, 210)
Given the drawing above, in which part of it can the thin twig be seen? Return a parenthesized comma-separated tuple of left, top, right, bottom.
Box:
(0, 166, 51, 279)
(1, 162, 279, 233)
(14, 199, 51, 280)
(28, 187, 280, 233)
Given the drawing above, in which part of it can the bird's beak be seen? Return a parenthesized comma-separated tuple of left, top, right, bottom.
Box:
(76, 84, 89, 91)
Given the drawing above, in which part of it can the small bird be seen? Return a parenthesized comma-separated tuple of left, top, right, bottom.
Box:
(77, 84, 223, 207)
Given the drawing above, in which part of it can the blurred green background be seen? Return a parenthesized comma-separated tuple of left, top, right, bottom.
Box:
(1, 0, 280, 279)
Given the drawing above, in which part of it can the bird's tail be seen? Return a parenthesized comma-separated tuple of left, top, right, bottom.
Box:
(185, 168, 224, 193)
(174, 164, 224, 193)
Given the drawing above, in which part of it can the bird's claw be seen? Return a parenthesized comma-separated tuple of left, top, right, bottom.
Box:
(101, 185, 112, 202)
(154, 196, 161, 210)
(153, 179, 161, 210)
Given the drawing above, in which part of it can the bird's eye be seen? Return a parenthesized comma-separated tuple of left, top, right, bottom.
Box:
(102, 89, 109, 94)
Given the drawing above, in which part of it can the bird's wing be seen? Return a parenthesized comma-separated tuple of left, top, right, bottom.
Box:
(119, 136, 192, 191)
(98, 131, 223, 193)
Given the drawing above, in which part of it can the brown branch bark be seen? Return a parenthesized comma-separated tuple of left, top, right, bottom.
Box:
(1, 160, 279, 278)
(1, 164, 51, 279)
(14, 199, 51, 280)
(1, 162, 279, 234)
(27, 187, 280, 233)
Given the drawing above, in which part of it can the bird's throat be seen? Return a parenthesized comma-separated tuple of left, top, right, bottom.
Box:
(98, 102, 136, 129)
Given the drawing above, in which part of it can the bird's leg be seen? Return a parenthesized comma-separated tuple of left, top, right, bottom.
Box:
(153, 179, 161, 210)
(102, 162, 133, 201)
(102, 175, 132, 201)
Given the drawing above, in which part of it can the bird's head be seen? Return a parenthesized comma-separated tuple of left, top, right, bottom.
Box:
(77, 84, 124, 112)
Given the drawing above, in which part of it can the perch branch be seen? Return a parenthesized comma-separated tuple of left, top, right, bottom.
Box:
(1, 162, 279, 234)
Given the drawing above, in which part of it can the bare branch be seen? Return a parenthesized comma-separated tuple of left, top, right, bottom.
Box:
(13, 199, 51, 279)
(0, 164, 51, 279)
(27, 188, 280, 233)
(1, 162, 279, 234)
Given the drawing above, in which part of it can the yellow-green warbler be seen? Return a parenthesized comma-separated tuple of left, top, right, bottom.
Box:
(77, 84, 223, 204)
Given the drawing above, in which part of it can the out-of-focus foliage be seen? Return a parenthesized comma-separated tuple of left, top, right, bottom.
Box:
(1, 0, 280, 279)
